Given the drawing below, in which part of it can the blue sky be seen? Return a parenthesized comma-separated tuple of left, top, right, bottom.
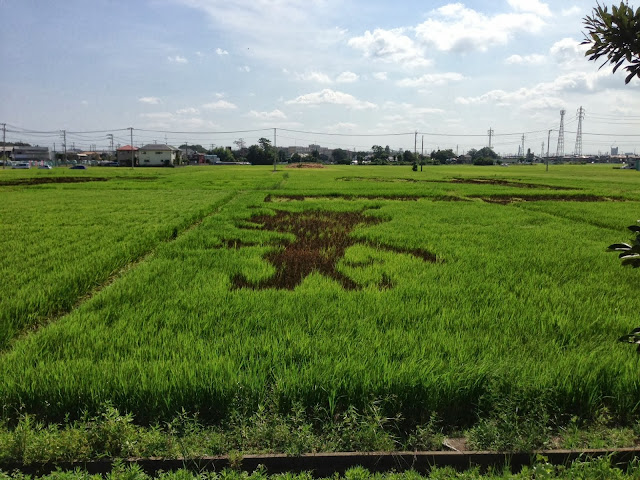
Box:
(2, 0, 639, 155)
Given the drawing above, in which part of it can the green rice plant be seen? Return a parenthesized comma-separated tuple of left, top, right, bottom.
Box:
(0, 171, 241, 348)
(2, 164, 640, 446)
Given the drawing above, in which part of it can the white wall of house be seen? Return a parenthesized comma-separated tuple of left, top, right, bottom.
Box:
(139, 149, 176, 166)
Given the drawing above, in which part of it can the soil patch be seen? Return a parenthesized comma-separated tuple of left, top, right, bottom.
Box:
(286, 163, 325, 169)
(337, 176, 420, 183)
(0, 177, 109, 186)
(473, 194, 624, 204)
(265, 194, 419, 202)
(231, 210, 436, 290)
(336, 176, 577, 191)
(0, 176, 156, 187)
(451, 178, 576, 190)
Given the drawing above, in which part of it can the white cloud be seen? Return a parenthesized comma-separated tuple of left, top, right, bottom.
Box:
(561, 6, 581, 16)
(294, 71, 333, 83)
(238, 65, 251, 72)
(373, 72, 388, 81)
(397, 72, 464, 87)
(336, 71, 359, 83)
(80, 100, 88, 106)
(507, 0, 551, 17)
(413, 107, 446, 115)
(175, 0, 341, 67)
(382, 102, 445, 118)
(286, 89, 377, 109)
(195, 51, 204, 57)
(202, 100, 237, 110)
(140, 112, 174, 120)
(176, 107, 200, 115)
(215, 47, 229, 55)
(326, 122, 357, 131)
(247, 109, 287, 120)
(167, 55, 188, 63)
(550, 37, 588, 67)
(348, 28, 432, 68)
(414, 4, 546, 53)
(455, 70, 616, 110)
(505, 54, 546, 65)
(138, 96, 161, 105)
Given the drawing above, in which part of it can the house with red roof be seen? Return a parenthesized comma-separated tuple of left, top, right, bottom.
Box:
(116, 145, 139, 166)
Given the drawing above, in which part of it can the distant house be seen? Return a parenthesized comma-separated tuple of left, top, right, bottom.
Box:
(139, 144, 179, 166)
(116, 145, 139, 166)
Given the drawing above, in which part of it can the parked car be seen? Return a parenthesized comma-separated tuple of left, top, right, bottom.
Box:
(70, 165, 87, 170)
(12, 162, 30, 169)
(38, 164, 52, 170)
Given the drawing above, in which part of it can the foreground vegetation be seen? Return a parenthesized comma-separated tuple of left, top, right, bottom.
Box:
(1, 164, 640, 458)
(3, 458, 640, 480)
(1, 404, 639, 464)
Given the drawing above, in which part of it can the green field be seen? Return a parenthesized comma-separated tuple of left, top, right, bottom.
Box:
(1, 164, 639, 441)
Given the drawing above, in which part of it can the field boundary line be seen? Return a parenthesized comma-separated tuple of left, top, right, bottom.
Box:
(7, 191, 239, 349)
(4, 448, 640, 477)
(514, 203, 629, 232)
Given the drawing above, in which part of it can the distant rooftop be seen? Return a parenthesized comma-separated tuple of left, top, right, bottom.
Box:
(117, 145, 139, 151)
(140, 144, 178, 151)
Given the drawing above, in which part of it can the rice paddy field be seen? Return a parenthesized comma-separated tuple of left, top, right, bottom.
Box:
(1, 163, 640, 436)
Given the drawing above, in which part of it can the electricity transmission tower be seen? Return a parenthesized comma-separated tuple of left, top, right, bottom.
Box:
(488, 128, 493, 148)
(575, 106, 585, 156)
(556, 110, 566, 158)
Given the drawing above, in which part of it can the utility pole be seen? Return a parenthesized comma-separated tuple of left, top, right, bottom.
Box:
(107, 134, 114, 157)
(488, 127, 494, 148)
(62, 130, 67, 166)
(1, 123, 5, 169)
(421, 135, 424, 171)
(541, 142, 544, 160)
(129, 127, 134, 168)
(546, 129, 552, 172)
(414, 131, 417, 161)
(273, 128, 277, 172)
(521, 134, 525, 161)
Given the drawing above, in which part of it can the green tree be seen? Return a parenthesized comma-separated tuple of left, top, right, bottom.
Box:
(212, 147, 234, 163)
(291, 152, 302, 163)
(246, 139, 276, 165)
(371, 145, 386, 160)
(179, 144, 207, 153)
(582, 2, 640, 84)
(332, 148, 350, 165)
(431, 149, 456, 164)
(468, 147, 498, 160)
(258, 137, 273, 153)
(403, 150, 415, 164)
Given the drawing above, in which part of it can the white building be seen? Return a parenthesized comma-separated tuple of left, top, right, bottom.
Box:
(139, 144, 179, 166)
